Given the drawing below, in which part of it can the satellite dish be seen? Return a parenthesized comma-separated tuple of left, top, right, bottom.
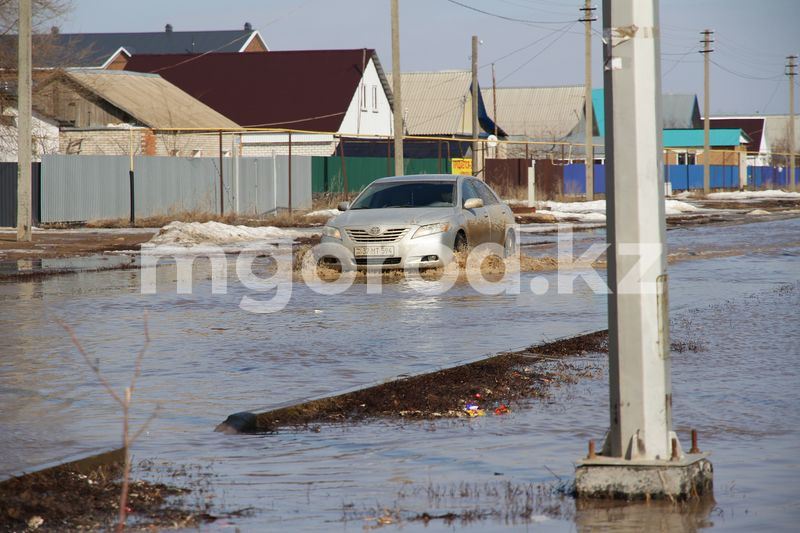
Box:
(487, 134, 498, 148)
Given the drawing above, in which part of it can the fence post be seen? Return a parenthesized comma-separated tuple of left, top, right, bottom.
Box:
(527, 160, 536, 208)
(339, 136, 348, 197)
(386, 137, 391, 176)
(738, 151, 747, 191)
(129, 126, 135, 225)
(288, 131, 293, 215)
(218, 130, 224, 215)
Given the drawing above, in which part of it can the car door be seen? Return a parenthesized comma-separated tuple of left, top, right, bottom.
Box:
(460, 178, 491, 245)
(471, 179, 506, 245)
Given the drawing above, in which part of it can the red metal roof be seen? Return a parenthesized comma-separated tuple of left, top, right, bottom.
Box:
(125, 49, 377, 131)
(710, 117, 765, 153)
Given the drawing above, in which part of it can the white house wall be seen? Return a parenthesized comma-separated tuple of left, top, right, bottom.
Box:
(0, 108, 60, 162)
(338, 58, 393, 137)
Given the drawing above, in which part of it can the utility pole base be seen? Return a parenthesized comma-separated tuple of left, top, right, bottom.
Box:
(575, 454, 713, 500)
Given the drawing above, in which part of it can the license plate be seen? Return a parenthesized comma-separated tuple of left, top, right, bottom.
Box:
(354, 245, 395, 257)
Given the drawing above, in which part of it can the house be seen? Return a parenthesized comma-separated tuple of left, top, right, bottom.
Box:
(125, 49, 394, 156)
(570, 89, 748, 164)
(0, 105, 59, 162)
(387, 70, 504, 139)
(482, 85, 586, 140)
(710, 116, 767, 165)
(0, 23, 268, 70)
(32, 69, 239, 156)
(480, 85, 588, 158)
(762, 115, 800, 166)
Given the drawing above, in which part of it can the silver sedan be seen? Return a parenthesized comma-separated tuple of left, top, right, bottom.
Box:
(319, 175, 516, 269)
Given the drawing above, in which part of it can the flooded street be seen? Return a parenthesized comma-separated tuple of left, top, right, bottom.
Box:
(1, 217, 799, 530)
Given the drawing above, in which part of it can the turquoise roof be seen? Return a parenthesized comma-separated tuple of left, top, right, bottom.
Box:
(663, 128, 749, 148)
(592, 88, 605, 136)
(590, 88, 748, 147)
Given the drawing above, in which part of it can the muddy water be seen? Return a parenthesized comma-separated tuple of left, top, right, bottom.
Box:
(1, 217, 799, 530)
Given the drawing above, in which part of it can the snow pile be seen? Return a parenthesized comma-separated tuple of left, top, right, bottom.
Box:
(746, 209, 770, 216)
(305, 208, 339, 218)
(148, 221, 318, 246)
(504, 199, 528, 206)
(664, 200, 701, 214)
(706, 190, 800, 200)
(530, 199, 700, 223)
(671, 190, 696, 200)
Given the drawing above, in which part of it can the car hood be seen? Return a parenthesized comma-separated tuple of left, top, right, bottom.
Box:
(331, 207, 456, 227)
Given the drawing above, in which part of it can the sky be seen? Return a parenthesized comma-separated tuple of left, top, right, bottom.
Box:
(59, 0, 799, 116)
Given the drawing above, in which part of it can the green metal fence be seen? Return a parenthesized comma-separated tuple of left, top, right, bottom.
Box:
(311, 157, 452, 194)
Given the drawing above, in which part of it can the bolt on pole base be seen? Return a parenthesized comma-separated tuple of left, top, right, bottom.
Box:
(575, 452, 713, 501)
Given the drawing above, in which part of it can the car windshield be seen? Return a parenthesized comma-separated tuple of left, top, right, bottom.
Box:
(350, 181, 456, 209)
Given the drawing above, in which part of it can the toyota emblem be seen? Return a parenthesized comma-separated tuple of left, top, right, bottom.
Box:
(368, 226, 382, 236)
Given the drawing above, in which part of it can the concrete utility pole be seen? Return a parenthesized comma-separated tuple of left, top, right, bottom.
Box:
(788, 55, 797, 192)
(390, 0, 404, 176)
(576, 0, 712, 500)
(581, 0, 596, 201)
(471, 35, 479, 178)
(701, 29, 714, 195)
(17, 0, 32, 242)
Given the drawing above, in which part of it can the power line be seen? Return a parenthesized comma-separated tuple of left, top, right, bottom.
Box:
(479, 21, 576, 69)
(494, 0, 576, 17)
(497, 21, 577, 84)
(760, 79, 782, 114)
(443, 0, 574, 26)
(710, 59, 783, 82)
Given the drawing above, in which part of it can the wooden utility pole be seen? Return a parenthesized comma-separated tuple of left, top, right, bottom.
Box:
(788, 55, 797, 192)
(391, 0, 404, 176)
(491, 63, 498, 138)
(17, 0, 32, 242)
(581, 0, 596, 201)
(472, 35, 479, 177)
(700, 29, 714, 195)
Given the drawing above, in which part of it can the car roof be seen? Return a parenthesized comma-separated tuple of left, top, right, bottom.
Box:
(372, 174, 461, 184)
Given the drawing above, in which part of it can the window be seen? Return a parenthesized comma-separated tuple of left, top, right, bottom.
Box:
(372, 85, 378, 112)
(472, 179, 499, 205)
(460, 179, 481, 204)
(360, 84, 367, 111)
(350, 181, 456, 209)
(677, 151, 696, 165)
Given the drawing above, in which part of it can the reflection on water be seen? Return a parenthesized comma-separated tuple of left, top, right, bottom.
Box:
(0, 217, 799, 530)
(574, 497, 717, 532)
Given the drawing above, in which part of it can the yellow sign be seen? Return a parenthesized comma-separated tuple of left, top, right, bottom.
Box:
(451, 158, 472, 176)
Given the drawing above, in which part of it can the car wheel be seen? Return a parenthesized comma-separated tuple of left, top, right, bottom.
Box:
(503, 230, 516, 257)
(454, 231, 468, 253)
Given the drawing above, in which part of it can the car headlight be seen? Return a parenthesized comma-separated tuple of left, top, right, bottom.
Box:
(323, 226, 341, 240)
(412, 222, 450, 239)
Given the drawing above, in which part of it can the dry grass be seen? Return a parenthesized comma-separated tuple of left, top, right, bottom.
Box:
(82, 210, 331, 229)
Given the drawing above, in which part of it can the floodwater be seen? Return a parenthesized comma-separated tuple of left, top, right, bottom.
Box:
(1, 217, 799, 530)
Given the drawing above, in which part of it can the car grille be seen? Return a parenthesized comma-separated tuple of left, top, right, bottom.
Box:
(355, 257, 402, 266)
(345, 227, 409, 243)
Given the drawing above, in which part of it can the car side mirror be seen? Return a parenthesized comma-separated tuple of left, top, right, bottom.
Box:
(337, 202, 349, 211)
(463, 197, 484, 209)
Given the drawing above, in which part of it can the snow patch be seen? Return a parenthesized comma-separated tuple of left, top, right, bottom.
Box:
(531, 199, 699, 221)
(706, 190, 800, 200)
(746, 209, 771, 216)
(305, 208, 339, 218)
(147, 221, 319, 246)
(664, 200, 701, 214)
